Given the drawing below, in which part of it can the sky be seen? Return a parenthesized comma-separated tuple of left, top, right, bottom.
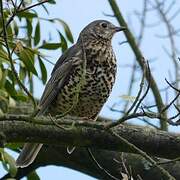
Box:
(33, 0, 180, 126)
(34, 0, 180, 179)
(1, 0, 180, 179)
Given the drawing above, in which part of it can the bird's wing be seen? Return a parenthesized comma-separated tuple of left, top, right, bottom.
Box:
(37, 45, 79, 115)
(37, 61, 73, 115)
(51, 45, 76, 74)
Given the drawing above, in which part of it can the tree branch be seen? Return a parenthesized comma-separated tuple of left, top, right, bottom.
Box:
(0, 115, 180, 159)
(2, 147, 180, 180)
(108, 0, 168, 130)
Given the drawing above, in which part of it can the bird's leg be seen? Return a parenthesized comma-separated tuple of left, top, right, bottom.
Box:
(48, 113, 66, 130)
(51, 114, 77, 130)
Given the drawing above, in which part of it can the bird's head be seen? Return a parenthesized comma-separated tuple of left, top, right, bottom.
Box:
(79, 20, 126, 42)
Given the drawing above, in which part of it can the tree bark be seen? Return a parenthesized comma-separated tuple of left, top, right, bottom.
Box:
(0, 115, 180, 159)
(1, 114, 180, 179)
(1, 146, 180, 180)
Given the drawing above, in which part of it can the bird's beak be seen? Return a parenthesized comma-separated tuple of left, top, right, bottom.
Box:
(114, 26, 127, 32)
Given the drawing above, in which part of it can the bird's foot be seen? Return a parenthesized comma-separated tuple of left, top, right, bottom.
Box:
(48, 113, 67, 130)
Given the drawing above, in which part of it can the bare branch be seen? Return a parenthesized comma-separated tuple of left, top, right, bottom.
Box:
(125, 61, 146, 115)
(17, 0, 49, 13)
(133, 61, 151, 113)
(108, 0, 168, 130)
(87, 148, 120, 180)
(110, 130, 176, 180)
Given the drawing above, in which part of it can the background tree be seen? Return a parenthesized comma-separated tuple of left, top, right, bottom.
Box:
(0, 0, 180, 179)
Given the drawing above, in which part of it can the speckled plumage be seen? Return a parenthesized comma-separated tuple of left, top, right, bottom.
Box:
(49, 35, 116, 119)
(16, 20, 125, 168)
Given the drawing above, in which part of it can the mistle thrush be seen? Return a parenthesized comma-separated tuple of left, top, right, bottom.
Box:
(16, 20, 126, 167)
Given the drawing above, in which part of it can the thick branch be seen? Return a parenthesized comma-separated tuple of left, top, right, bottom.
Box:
(2, 147, 180, 180)
(0, 115, 180, 159)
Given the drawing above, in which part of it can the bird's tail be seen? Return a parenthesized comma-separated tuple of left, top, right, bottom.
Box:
(16, 143, 43, 168)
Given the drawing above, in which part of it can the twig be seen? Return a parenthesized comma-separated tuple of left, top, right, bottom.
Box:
(10, 0, 16, 8)
(164, 0, 176, 14)
(110, 130, 176, 180)
(106, 101, 180, 128)
(48, 113, 66, 130)
(174, 104, 180, 113)
(133, 61, 151, 113)
(0, 0, 24, 36)
(122, 0, 147, 113)
(0, 0, 49, 36)
(140, 118, 160, 129)
(156, 156, 180, 165)
(87, 148, 120, 180)
(106, 62, 151, 129)
(125, 59, 146, 115)
(165, 78, 180, 92)
(168, 119, 180, 126)
(161, 79, 180, 113)
(104, 111, 162, 129)
(120, 153, 133, 179)
(108, 0, 167, 130)
(102, 12, 115, 17)
(155, 0, 180, 106)
(17, 0, 49, 13)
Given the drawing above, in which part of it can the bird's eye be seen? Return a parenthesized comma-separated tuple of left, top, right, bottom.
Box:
(101, 22, 108, 28)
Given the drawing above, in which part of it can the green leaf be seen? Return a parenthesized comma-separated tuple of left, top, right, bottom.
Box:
(5, 80, 17, 97)
(59, 32, 67, 52)
(39, 42, 61, 50)
(13, 21, 19, 36)
(0, 48, 9, 62)
(19, 48, 38, 76)
(19, 66, 27, 81)
(0, 92, 8, 112)
(38, 56, 47, 84)
(0, 149, 17, 177)
(26, 19, 33, 45)
(13, 91, 28, 101)
(7, 26, 13, 41)
(55, 19, 74, 43)
(2, 10, 11, 18)
(5, 143, 22, 150)
(0, 68, 2, 81)
(48, 0, 56, 4)
(0, 89, 8, 97)
(34, 20, 40, 46)
(23, 0, 32, 6)
(7, 69, 16, 85)
(14, 41, 24, 54)
(27, 171, 40, 180)
(9, 97, 16, 107)
(17, 11, 37, 18)
(119, 95, 136, 102)
(0, 69, 8, 88)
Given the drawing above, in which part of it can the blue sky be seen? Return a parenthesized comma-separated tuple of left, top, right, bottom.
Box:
(34, 0, 180, 124)
(1, 0, 180, 179)
(34, 0, 180, 179)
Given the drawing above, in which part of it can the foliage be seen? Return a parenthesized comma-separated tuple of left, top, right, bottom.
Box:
(0, 0, 73, 178)
(0, 0, 73, 113)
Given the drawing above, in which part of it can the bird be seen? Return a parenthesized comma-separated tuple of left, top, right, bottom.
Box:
(16, 20, 126, 168)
